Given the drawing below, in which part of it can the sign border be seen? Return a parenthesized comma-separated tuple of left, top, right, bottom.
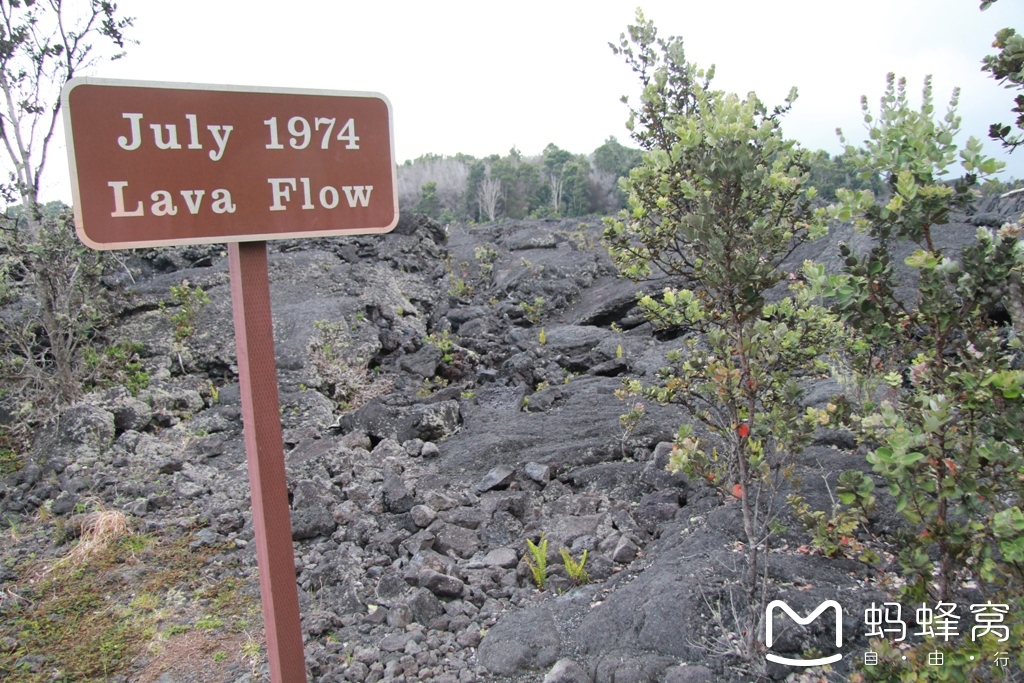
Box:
(61, 77, 399, 250)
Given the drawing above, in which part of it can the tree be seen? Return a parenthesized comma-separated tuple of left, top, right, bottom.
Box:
(560, 155, 591, 216)
(591, 136, 642, 211)
(981, 0, 1024, 152)
(490, 147, 540, 219)
(464, 158, 486, 221)
(398, 154, 471, 220)
(605, 10, 833, 667)
(806, 149, 885, 202)
(475, 170, 500, 222)
(826, 74, 1024, 679)
(592, 135, 642, 178)
(0, 0, 133, 231)
(415, 180, 440, 219)
(541, 143, 572, 214)
(0, 1, 133, 419)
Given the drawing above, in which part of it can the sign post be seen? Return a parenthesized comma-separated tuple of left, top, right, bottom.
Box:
(62, 78, 398, 683)
(229, 240, 306, 682)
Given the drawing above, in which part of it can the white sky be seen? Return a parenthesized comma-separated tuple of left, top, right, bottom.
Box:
(37, 0, 1024, 202)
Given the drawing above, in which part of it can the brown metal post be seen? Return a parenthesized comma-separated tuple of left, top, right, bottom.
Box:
(228, 241, 307, 683)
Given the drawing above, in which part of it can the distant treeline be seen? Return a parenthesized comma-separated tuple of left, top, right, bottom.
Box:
(398, 138, 892, 223)
(397, 137, 641, 223)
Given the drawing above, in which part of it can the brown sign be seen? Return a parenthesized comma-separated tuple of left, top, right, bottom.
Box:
(62, 78, 397, 249)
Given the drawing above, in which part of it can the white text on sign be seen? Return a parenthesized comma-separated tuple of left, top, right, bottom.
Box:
(108, 111, 374, 218)
(108, 182, 236, 217)
(267, 178, 372, 211)
(117, 113, 233, 161)
(263, 117, 359, 150)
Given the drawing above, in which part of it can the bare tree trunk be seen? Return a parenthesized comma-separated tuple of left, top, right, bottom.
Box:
(477, 176, 501, 222)
(549, 173, 564, 213)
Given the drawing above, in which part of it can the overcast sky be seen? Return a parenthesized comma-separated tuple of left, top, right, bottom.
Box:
(38, 0, 1024, 202)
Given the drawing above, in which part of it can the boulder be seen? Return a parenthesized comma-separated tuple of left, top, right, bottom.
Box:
(419, 569, 465, 599)
(663, 665, 715, 683)
(399, 345, 442, 378)
(432, 522, 479, 558)
(290, 479, 337, 540)
(525, 461, 552, 484)
(544, 659, 590, 683)
(478, 465, 515, 492)
(410, 504, 437, 528)
(478, 605, 561, 676)
(31, 404, 116, 468)
(407, 587, 444, 624)
(484, 547, 519, 569)
(382, 472, 414, 513)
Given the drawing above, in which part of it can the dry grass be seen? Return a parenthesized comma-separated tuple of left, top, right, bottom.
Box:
(134, 630, 258, 683)
(307, 319, 394, 411)
(49, 508, 129, 573)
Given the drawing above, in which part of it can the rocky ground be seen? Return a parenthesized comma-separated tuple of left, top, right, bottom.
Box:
(2, 194, 1023, 683)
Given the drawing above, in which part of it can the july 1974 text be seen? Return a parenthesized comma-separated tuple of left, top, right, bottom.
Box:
(107, 112, 372, 217)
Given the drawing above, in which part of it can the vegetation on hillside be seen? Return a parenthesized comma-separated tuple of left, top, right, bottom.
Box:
(0, 1, 136, 445)
(0, 1, 1023, 681)
(605, 5, 1024, 680)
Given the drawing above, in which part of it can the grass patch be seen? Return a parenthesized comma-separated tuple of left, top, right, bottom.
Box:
(130, 592, 160, 611)
(1, 537, 150, 680)
(0, 448, 23, 476)
(194, 616, 224, 631)
(202, 577, 251, 618)
(0, 523, 258, 682)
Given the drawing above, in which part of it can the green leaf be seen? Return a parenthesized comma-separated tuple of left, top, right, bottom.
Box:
(899, 451, 925, 466)
(993, 507, 1024, 538)
(904, 250, 938, 269)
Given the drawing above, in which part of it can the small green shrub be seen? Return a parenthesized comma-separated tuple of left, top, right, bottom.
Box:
(525, 534, 548, 589)
(163, 280, 210, 341)
(424, 331, 456, 363)
(559, 547, 589, 584)
(449, 278, 473, 298)
(416, 376, 448, 398)
(616, 398, 645, 457)
(0, 205, 120, 429)
(519, 257, 544, 276)
(604, 9, 833, 664)
(568, 222, 598, 250)
(519, 297, 545, 324)
(786, 469, 878, 562)
(827, 72, 1022, 609)
(82, 341, 149, 396)
(474, 244, 498, 280)
(448, 260, 475, 298)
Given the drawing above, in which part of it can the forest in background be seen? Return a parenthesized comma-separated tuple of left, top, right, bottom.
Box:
(397, 139, 1021, 224)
